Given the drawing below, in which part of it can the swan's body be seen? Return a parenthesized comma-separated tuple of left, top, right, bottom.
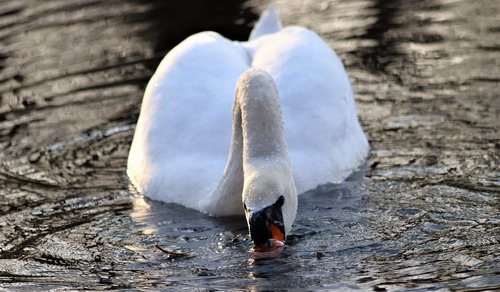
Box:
(127, 7, 369, 240)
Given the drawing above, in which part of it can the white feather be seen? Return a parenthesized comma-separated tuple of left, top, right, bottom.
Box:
(249, 5, 282, 41)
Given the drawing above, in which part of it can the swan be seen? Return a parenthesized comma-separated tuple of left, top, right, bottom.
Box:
(127, 6, 369, 249)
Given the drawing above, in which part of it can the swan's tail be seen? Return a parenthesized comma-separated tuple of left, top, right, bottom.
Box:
(249, 5, 282, 41)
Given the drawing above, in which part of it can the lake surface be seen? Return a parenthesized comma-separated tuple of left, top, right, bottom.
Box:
(0, 0, 499, 290)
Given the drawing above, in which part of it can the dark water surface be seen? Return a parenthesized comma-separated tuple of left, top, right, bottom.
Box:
(1, 0, 499, 290)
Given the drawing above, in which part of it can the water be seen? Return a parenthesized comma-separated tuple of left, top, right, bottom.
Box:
(1, 0, 499, 290)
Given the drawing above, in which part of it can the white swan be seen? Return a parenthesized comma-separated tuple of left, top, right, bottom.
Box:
(127, 6, 369, 248)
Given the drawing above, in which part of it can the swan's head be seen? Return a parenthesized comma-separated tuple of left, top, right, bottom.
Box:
(235, 68, 298, 251)
(241, 168, 298, 251)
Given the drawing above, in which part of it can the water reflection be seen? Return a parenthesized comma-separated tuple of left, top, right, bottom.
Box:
(125, 170, 374, 290)
(129, 184, 249, 262)
(129, 191, 158, 236)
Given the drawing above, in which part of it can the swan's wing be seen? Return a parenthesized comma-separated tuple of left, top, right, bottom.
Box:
(128, 32, 249, 212)
(249, 5, 282, 41)
(246, 27, 369, 193)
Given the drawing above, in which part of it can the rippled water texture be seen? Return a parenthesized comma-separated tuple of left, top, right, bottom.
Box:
(0, 0, 499, 290)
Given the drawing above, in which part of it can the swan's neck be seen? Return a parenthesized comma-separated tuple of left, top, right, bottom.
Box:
(238, 72, 287, 162)
(207, 69, 291, 215)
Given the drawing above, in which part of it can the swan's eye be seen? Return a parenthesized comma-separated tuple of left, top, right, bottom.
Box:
(243, 203, 247, 211)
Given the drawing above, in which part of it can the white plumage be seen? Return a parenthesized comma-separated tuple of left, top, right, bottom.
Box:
(127, 6, 369, 218)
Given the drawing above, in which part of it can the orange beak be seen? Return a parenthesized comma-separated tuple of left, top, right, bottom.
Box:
(269, 222, 285, 241)
(252, 223, 285, 252)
